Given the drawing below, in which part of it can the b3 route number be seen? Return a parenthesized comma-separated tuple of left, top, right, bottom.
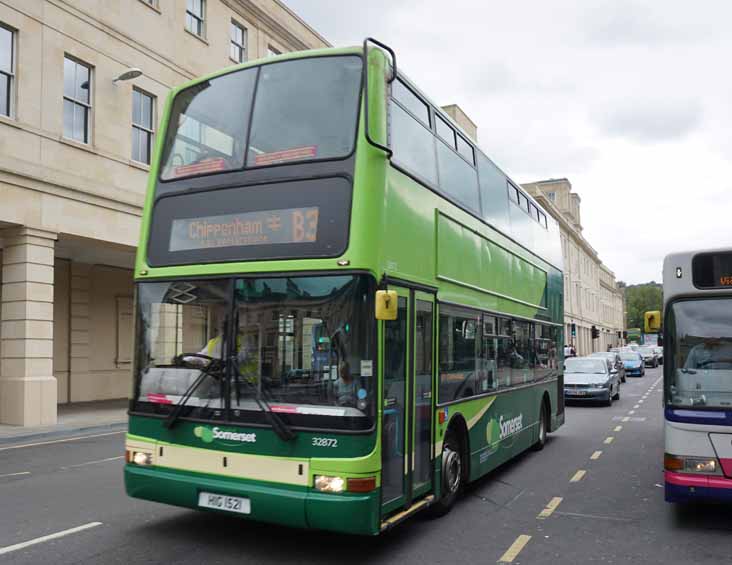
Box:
(312, 437, 338, 448)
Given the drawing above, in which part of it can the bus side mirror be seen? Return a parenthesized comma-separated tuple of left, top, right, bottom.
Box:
(375, 290, 398, 321)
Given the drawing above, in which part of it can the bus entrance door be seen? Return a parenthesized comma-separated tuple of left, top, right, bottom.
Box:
(380, 287, 435, 519)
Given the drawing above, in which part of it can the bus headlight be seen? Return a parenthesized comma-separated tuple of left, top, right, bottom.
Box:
(127, 450, 153, 466)
(664, 453, 719, 474)
(685, 458, 717, 474)
(314, 475, 346, 493)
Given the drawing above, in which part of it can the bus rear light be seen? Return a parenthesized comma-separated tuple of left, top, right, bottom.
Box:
(347, 476, 376, 493)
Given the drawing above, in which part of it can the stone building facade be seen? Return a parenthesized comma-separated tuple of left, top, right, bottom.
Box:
(523, 179, 626, 355)
(0, 0, 328, 426)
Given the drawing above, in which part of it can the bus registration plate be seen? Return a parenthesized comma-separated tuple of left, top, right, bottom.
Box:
(198, 492, 250, 515)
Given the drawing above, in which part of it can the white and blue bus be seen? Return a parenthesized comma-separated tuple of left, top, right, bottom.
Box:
(663, 248, 732, 503)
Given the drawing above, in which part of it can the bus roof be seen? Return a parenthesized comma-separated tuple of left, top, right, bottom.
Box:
(663, 247, 732, 307)
(169, 45, 363, 100)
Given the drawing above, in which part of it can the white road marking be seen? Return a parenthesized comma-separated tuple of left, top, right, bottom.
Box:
(614, 425, 623, 432)
(61, 456, 124, 469)
(0, 471, 31, 478)
(0, 522, 102, 556)
(570, 469, 586, 482)
(537, 497, 563, 519)
(628, 410, 636, 415)
(498, 534, 532, 563)
(555, 511, 630, 522)
(633, 405, 640, 409)
(0, 431, 126, 452)
(604, 436, 614, 445)
(622, 416, 630, 422)
(591, 450, 603, 460)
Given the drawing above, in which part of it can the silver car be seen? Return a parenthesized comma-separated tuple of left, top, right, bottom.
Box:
(563, 357, 621, 406)
(590, 351, 626, 383)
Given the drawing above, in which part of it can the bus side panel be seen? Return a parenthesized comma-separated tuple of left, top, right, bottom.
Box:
(438, 384, 551, 484)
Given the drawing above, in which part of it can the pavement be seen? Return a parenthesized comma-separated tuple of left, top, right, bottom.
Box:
(0, 400, 128, 446)
(1, 367, 731, 564)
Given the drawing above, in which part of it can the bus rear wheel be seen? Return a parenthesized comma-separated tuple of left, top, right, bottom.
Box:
(429, 432, 463, 517)
(532, 402, 548, 451)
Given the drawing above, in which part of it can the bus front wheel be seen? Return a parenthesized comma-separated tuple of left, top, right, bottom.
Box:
(429, 432, 463, 517)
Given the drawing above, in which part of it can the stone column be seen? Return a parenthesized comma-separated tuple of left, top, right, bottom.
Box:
(69, 262, 91, 402)
(0, 227, 58, 426)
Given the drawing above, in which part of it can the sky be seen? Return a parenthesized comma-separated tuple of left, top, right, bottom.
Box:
(283, 0, 732, 284)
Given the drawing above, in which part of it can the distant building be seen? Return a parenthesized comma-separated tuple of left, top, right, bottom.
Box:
(523, 179, 626, 355)
(441, 104, 478, 142)
(0, 0, 328, 426)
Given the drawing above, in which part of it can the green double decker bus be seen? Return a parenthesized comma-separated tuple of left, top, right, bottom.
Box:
(124, 39, 565, 535)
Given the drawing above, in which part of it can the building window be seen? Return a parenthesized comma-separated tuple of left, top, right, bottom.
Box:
(547, 191, 556, 202)
(230, 21, 247, 63)
(267, 45, 281, 57)
(186, 0, 205, 37)
(132, 89, 154, 164)
(63, 56, 92, 143)
(0, 24, 14, 118)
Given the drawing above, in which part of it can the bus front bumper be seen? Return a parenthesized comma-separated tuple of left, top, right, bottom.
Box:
(665, 471, 732, 503)
(125, 464, 381, 535)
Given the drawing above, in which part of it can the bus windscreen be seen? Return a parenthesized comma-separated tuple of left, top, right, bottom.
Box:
(159, 55, 362, 181)
(666, 298, 732, 409)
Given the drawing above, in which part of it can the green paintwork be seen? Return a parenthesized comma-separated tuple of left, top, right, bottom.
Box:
(124, 464, 381, 535)
(436, 213, 548, 309)
(128, 43, 564, 534)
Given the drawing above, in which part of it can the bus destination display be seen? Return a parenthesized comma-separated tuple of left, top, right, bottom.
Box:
(169, 207, 319, 251)
(692, 251, 732, 289)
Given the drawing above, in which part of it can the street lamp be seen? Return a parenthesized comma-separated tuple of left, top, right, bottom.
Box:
(113, 68, 143, 84)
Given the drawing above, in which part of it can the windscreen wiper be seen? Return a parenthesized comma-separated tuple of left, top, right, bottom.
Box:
(229, 357, 296, 442)
(164, 360, 224, 429)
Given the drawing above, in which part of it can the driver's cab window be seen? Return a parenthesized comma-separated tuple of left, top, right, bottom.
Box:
(135, 280, 230, 412)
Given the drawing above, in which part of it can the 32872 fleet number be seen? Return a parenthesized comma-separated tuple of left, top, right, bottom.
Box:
(312, 437, 338, 448)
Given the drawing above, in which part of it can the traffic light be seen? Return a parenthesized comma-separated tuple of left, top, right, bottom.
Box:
(644, 311, 661, 333)
(623, 330, 628, 340)
(591, 325, 599, 339)
(571, 323, 577, 337)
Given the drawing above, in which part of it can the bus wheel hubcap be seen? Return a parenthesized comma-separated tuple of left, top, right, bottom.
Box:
(540, 416, 546, 442)
(443, 446, 461, 494)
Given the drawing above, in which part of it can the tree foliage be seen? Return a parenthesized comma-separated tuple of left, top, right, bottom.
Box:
(625, 283, 663, 329)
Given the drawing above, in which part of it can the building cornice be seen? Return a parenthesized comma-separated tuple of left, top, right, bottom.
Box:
(530, 192, 599, 260)
(224, 0, 330, 51)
